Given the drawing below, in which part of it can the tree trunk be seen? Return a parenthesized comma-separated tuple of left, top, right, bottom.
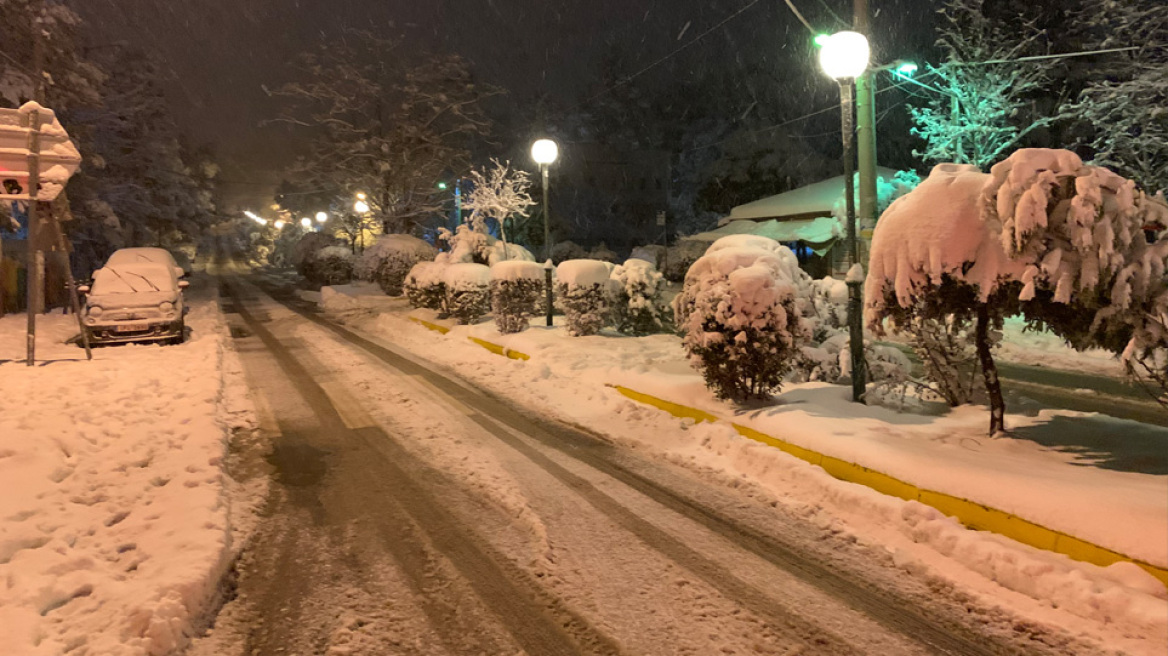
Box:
(975, 303, 1005, 435)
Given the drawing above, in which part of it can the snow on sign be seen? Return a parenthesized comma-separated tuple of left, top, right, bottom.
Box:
(0, 101, 82, 202)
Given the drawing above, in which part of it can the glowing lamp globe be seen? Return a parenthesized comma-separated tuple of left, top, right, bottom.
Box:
(818, 31, 870, 80)
(300, 217, 312, 228)
(354, 200, 370, 213)
(531, 139, 558, 165)
(274, 220, 286, 230)
(315, 211, 328, 223)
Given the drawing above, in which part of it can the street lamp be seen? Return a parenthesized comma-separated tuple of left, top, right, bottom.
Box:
(354, 199, 370, 214)
(274, 220, 286, 230)
(532, 138, 559, 327)
(315, 211, 328, 223)
(300, 217, 312, 229)
(819, 30, 870, 403)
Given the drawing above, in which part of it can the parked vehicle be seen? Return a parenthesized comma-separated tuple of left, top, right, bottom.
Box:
(105, 247, 188, 278)
(79, 262, 189, 345)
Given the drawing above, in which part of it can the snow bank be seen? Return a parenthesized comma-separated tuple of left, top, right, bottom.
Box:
(556, 259, 611, 288)
(0, 297, 245, 656)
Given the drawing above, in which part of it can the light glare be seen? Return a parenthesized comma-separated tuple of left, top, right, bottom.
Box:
(818, 31, 870, 80)
(531, 139, 559, 165)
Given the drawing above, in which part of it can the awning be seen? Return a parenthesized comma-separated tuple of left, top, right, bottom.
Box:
(683, 216, 842, 255)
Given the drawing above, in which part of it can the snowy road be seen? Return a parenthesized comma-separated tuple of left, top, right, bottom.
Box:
(191, 264, 1098, 656)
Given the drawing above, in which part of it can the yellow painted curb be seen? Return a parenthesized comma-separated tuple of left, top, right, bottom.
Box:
(467, 336, 530, 361)
(613, 386, 1168, 587)
(408, 315, 450, 335)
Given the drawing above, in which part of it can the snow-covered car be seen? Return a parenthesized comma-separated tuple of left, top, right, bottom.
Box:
(105, 247, 188, 278)
(79, 262, 189, 345)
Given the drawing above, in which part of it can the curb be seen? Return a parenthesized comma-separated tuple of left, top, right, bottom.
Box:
(610, 385, 1168, 588)
(406, 313, 1168, 587)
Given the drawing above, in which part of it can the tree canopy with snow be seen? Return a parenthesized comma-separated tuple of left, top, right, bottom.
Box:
(907, 0, 1057, 170)
(867, 150, 1168, 432)
(273, 30, 499, 234)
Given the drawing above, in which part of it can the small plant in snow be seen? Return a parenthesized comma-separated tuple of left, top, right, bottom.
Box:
(908, 314, 984, 406)
(490, 261, 545, 334)
(610, 259, 671, 335)
(357, 234, 437, 295)
(556, 259, 612, 336)
(305, 246, 355, 286)
(674, 245, 806, 401)
(404, 261, 447, 311)
(444, 263, 491, 324)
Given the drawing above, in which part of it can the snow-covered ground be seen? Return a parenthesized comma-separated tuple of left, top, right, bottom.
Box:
(315, 283, 1168, 655)
(0, 285, 260, 656)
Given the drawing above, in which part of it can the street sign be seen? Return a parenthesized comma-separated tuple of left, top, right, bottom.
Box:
(0, 102, 81, 202)
(656, 210, 666, 227)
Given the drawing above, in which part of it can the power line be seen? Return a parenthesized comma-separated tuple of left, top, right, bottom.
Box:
(955, 44, 1165, 66)
(578, 0, 761, 107)
(781, 0, 818, 35)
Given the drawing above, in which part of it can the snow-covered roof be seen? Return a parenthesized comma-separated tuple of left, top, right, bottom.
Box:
(722, 167, 899, 224)
(683, 216, 841, 253)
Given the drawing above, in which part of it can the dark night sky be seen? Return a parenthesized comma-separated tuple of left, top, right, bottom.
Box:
(68, 0, 935, 209)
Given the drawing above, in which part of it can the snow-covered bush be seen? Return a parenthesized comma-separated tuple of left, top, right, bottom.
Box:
(629, 245, 666, 270)
(662, 240, 709, 282)
(490, 260, 545, 334)
(304, 245, 355, 286)
(588, 243, 618, 263)
(556, 259, 611, 336)
(908, 315, 983, 406)
(443, 263, 491, 324)
(610, 258, 671, 335)
(674, 245, 806, 401)
(357, 234, 437, 295)
(404, 261, 447, 311)
(551, 240, 588, 264)
(291, 232, 338, 278)
(439, 224, 535, 266)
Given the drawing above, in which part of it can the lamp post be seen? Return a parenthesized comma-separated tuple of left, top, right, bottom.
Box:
(315, 211, 328, 224)
(819, 30, 870, 403)
(531, 138, 559, 327)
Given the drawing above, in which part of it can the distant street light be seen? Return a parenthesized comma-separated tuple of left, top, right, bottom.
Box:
(300, 217, 312, 229)
(819, 30, 870, 404)
(315, 211, 328, 223)
(356, 191, 367, 200)
(354, 199, 370, 214)
(436, 181, 448, 190)
(274, 220, 286, 230)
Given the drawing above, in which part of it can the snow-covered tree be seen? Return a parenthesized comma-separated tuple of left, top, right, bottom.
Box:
(908, 0, 1056, 169)
(0, 0, 101, 110)
(462, 159, 535, 260)
(868, 151, 1168, 433)
(304, 246, 354, 286)
(274, 30, 499, 234)
(674, 240, 807, 401)
(1066, 1, 1168, 194)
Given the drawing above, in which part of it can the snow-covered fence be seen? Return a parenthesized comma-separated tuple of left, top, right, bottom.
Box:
(490, 260, 545, 334)
(610, 258, 671, 336)
(444, 263, 491, 324)
(404, 261, 447, 312)
(304, 245, 354, 286)
(556, 259, 612, 336)
(674, 241, 806, 401)
(357, 234, 437, 295)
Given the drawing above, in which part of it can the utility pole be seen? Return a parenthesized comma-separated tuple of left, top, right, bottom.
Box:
(854, 0, 878, 252)
(26, 0, 46, 365)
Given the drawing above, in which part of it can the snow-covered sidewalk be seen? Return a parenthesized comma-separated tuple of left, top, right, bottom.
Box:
(0, 286, 258, 656)
(315, 282, 1167, 654)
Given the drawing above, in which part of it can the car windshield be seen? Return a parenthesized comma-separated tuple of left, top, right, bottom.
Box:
(106, 248, 177, 269)
(91, 264, 176, 295)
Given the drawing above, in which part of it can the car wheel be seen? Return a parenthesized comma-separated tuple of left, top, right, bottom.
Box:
(170, 321, 186, 345)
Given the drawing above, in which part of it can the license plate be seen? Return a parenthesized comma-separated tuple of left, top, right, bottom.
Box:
(115, 323, 150, 333)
